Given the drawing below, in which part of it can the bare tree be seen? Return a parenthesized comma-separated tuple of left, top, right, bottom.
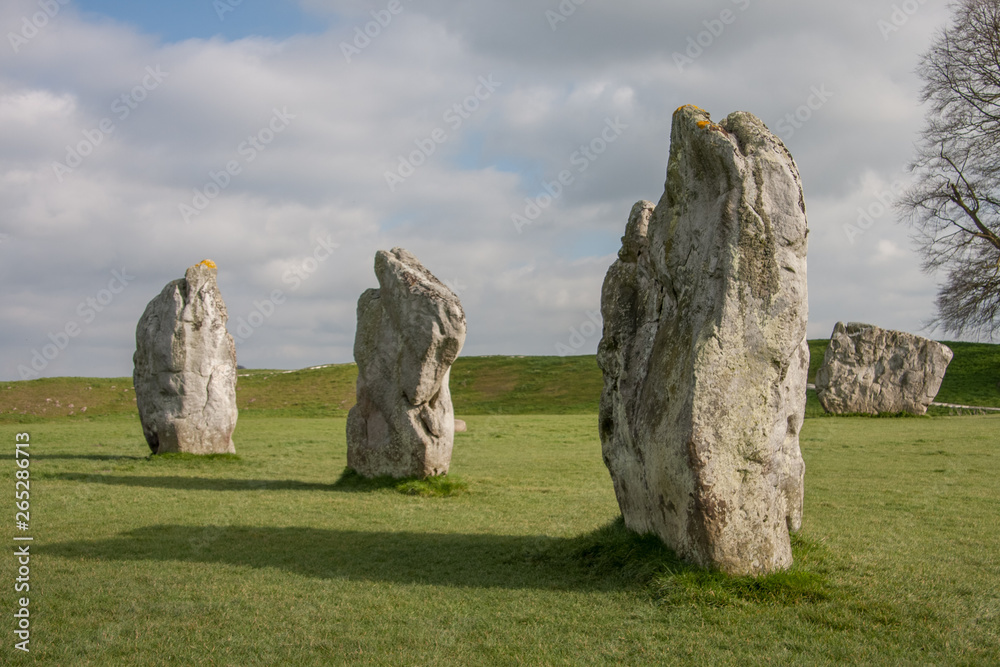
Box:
(899, 0, 1000, 339)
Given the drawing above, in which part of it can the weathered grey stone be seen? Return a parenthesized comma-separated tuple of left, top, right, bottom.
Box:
(597, 105, 809, 575)
(347, 248, 466, 478)
(815, 322, 953, 415)
(454, 419, 467, 433)
(133, 260, 238, 454)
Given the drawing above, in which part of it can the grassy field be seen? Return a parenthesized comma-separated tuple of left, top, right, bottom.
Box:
(1, 413, 998, 664)
(0, 346, 997, 663)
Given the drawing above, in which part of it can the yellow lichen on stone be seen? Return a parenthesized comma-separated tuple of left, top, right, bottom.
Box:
(695, 119, 728, 135)
(197, 259, 217, 269)
(675, 104, 704, 115)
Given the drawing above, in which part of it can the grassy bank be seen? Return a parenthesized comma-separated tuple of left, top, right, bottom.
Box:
(2, 340, 997, 423)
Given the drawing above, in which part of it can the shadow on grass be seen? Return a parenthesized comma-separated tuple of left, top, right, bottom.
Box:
(38, 517, 830, 604)
(20, 452, 239, 463)
(45, 472, 335, 492)
(46, 467, 468, 496)
(6, 454, 148, 461)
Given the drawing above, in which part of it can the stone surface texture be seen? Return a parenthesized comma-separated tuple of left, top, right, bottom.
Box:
(347, 248, 466, 478)
(133, 261, 238, 454)
(597, 105, 809, 575)
(815, 322, 953, 415)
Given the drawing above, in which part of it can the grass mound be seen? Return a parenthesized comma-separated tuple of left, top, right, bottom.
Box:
(933, 341, 1000, 406)
(535, 517, 830, 607)
(2, 342, 996, 422)
(395, 475, 469, 497)
(332, 467, 468, 497)
(652, 533, 830, 607)
(147, 452, 242, 464)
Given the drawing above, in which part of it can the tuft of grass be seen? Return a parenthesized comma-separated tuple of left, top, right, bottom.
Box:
(547, 517, 830, 607)
(653, 534, 830, 608)
(395, 475, 469, 497)
(333, 466, 468, 497)
(147, 452, 242, 463)
(655, 568, 828, 607)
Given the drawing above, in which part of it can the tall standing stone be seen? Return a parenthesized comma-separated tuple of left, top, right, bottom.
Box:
(597, 106, 809, 575)
(347, 248, 466, 478)
(815, 322, 953, 415)
(133, 260, 238, 454)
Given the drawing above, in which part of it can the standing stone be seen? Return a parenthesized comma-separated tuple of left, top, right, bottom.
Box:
(133, 260, 238, 454)
(597, 105, 809, 575)
(815, 322, 953, 415)
(347, 248, 466, 478)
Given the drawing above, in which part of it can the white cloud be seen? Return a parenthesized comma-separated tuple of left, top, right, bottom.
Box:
(0, 0, 965, 379)
(0, 89, 75, 124)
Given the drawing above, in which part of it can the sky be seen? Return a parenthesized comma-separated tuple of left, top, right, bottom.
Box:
(1, 0, 960, 380)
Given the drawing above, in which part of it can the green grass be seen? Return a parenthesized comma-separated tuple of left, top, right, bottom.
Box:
(1, 413, 998, 664)
(333, 467, 469, 497)
(2, 340, 996, 424)
(449, 355, 604, 414)
(808, 338, 829, 386)
(539, 518, 830, 607)
(933, 341, 1000, 407)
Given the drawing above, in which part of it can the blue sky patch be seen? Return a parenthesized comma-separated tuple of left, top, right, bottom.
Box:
(74, 0, 331, 42)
